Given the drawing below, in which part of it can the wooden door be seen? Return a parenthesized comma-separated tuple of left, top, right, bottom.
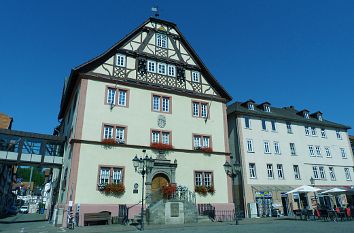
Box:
(151, 174, 169, 202)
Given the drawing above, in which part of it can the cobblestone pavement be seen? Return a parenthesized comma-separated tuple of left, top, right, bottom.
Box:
(1, 218, 354, 233)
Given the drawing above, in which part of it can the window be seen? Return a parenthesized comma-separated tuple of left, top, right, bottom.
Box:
(192, 101, 208, 118)
(329, 167, 336, 181)
(271, 121, 276, 131)
(115, 127, 125, 143)
(248, 103, 254, 110)
(103, 125, 126, 143)
(277, 164, 284, 179)
(321, 129, 326, 138)
(152, 95, 171, 113)
(249, 163, 256, 178)
(305, 126, 310, 136)
(245, 117, 251, 129)
(286, 122, 293, 133)
(290, 143, 296, 155)
(304, 112, 309, 119)
(193, 135, 211, 149)
(147, 60, 156, 73)
(336, 130, 342, 139)
(157, 63, 167, 75)
(308, 145, 315, 156)
(194, 171, 213, 187)
(325, 147, 331, 157)
(274, 142, 281, 154)
(192, 71, 200, 82)
(344, 168, 352, 181)
(264, 141, 271, 154)
(293, 165, 301, 180)
(168, 65, 176, 77)
(312, 166, 319, 179)
(99, 167, 123, 185)
(311, 127, 317, 136)
(261, 120, 267, 131)
(246, 139, 254, 153)
(319, 166, 326, 179)
(118, 90, 127, 106)
(103, 125, 114, 139)
(151, 130, 171, 145)
(315, 146, 321, 156)
(107, 88, 116, 105)
(116, 54, 126, 67)
(340, 148, 347, 158)
(264, 105, 271, 112)
(318, 115, 323, 121)
(267, 164, 274, 178)
(156, 33, 167, 48)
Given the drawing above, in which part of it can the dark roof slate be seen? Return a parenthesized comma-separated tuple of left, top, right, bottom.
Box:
(227, 102, 351, 130)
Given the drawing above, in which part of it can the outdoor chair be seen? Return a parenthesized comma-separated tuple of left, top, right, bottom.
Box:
(345, 208, 352, 221)
(335, 208, 345, 221)
(318, 209, 329, 221)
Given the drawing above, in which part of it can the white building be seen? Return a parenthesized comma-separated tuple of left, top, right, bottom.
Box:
(53, 18, 233, 226)
(228, 100, 354, 217)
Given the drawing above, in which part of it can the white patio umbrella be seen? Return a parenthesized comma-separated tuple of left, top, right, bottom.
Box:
(286, 185, 322, 194)
(320, 188, 347, 194)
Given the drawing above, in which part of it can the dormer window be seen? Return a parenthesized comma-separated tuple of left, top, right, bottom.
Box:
(264, 105, 271, 112)
(248, 103, 254, 110)
(304, 112, 309, 119)
(192, 71, 200, 82)
(156, 33, 168, 48)
(318, 115, 323, 121)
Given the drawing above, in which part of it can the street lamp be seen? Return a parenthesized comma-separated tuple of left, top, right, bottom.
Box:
(223, 161, 242, 225)
(132, 150, 154, 231)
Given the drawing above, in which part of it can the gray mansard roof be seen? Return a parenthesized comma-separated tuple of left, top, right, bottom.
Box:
(227, 101, 351, 130)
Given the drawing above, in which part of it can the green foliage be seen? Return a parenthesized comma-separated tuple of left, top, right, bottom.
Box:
(16, 167, 45, 187)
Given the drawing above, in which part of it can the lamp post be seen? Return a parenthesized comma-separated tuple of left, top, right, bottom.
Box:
(132, 150, 154, 231)
(223, 161, 242, 225)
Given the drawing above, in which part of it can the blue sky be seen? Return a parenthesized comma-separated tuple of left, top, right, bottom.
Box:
(0, 0, 353, 135)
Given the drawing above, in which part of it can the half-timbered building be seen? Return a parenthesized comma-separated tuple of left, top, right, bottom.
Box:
(53, 17, 232, 226)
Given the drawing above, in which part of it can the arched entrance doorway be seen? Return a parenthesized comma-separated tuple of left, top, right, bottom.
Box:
(151, 173, 170, 202)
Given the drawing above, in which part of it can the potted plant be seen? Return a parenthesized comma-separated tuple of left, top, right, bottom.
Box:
(207, 185, 215, 195)
(102, 138, 117, 145)
(102, 183, 125, 196)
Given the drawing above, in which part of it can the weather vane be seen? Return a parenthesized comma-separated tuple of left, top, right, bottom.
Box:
(151, 6, 159, 18)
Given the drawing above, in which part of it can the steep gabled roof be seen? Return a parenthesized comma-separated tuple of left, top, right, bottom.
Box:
(58, 17, 232, 119)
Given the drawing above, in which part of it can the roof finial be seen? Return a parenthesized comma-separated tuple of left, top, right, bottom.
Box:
(151, 6, 159, 18)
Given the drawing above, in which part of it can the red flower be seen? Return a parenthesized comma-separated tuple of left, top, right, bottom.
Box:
(200, 147, 213, 153)
(195, 185, 208, 196)
(101, 138, 117, 145)
(103, 183, 125, 196)
(150, 143, 174, 151)
(161, 183, 177, 199)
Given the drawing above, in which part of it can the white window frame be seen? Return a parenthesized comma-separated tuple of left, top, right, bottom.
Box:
(249, 163, 256, 178)
(156, 33, 168, 48)
(311, 127, 317, 136)
(147, 60, 156, 73)
(267, 164, 274, 179)
(293, 165, 301, 180)
(308, 145, 315, 157)
(264, 105, 271, 112)
(277, 164, 284, 179)
(248, 103, 254, 110)
(264, 141, 271, 154)
(246, 139, 254, 153)
(290, 143, 296, 156)
(312, 166, 319, 179)
(340, 148, 347, 159)
(315, 146, 321, 156)
(344, 168, 352, 181)
(115, 54, 126, 67)
(245, 117, 251, 129)
(115, 127, 125, 143)
(157, 62, 167, 75)
(191, 71, 200, 83)
(325, 147, 331, 158)
(271, 121, 277, 131)
(321, 129, 326, 138)
(201, 103, 208, 118)
(153, 95, 160, 111)
(329, 167, 336, 181)
(305, 126, 310, 136)
(336, 130, 342, 139)
(274, 142, 281, 155)
(107, 88, 116, 105)
(304, 112, 309, 119)
(112, 168, 122, 184)
(103, 126, 114, 139)
(99, 167, 110, 185)
(118, 89, 127, 106)
(319, 166, 326, 179)
(161, 97, 170, 113)
(152, 131, 160, 143)
(167, 65, 176, 77)
(286, 122, 293, 134)
(261, 120, 267, 131)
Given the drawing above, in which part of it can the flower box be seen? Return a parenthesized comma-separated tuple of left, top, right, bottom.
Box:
(195, 185, 215, 195)
(101, 138, 117, 145)
(101, 183, 125, 196)
(200, 147, 213, 153)
(150, 143, 174, 151)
